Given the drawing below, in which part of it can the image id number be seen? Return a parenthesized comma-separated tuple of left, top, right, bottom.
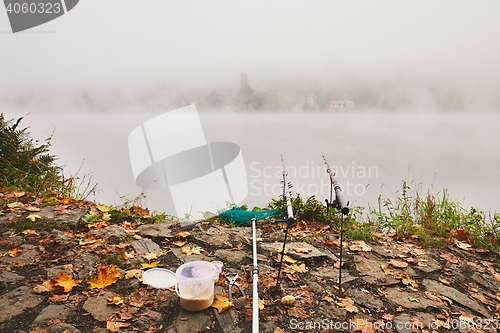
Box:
(6, 2, 62, 14)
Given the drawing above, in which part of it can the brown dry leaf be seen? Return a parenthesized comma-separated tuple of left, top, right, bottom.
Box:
(129, 297, 144, 308)
(381, 263, 396, 275)
(403, 257, 419, 264)
(237, 242, 245, 250)
(283, 263, 308, 274)
(401, 275, 419, 288)
(438, 276, 451, 286)
(22, 229, 39, 237)
(389, 259, 409, 268)
(107, 295, 125, 306)
(287, 307, 309, 318)
(8, 247, 22, 257)
(211, 294, 233, 313)
(88, 265, 121, 289)
(172, 240, 187, 247)
(53, 273, 78, 292)
(190, 246, 203, 255)
(7, 191, 26, 198)
(125, 269, 143, 281)
(455, 239, 472, 251)
(143, 252, 159, 261)
(273, 328, 286, 333)
(382, 314, 394, 321)
(141, 262, 164, 269)
(322, 295, 335, 303)
(106, 320, 130, 332)
(294, 247, 311, 254)
(440, 252, 459, 264)
(349, 240, 372, 252)
(276, 253, 297, 264)
(24, 205, 41, 212)
(122, 251, 135, 260)
(176, 231, 191, 238)
(336, 297, 358, 313)
(33, 281, 52, 294)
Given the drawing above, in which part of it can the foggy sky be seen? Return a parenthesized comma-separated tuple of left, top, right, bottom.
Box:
(1, 1, 500, 98)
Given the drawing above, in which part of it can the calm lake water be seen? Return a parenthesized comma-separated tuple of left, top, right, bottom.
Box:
(6, 109, 500, 216)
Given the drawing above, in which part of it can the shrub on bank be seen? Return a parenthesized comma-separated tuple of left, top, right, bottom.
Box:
(0, 113, 61, 195)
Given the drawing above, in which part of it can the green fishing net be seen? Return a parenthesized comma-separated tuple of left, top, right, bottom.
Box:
(218, 207, 281, 226)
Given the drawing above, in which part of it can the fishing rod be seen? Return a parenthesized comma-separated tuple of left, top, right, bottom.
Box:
(322, 155, 349, 296)
(275, 155, 296, 289)
(251, 218, 259, 332)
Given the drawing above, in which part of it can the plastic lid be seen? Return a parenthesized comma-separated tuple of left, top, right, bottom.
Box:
(142, 268, 177, 289)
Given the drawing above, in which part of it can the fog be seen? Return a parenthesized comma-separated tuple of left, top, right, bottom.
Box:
(1, 1, 500, 111)
(1, 1, 500, 216)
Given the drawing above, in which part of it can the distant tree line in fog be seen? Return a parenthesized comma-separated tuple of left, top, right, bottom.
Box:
(2, 73, 500, 113)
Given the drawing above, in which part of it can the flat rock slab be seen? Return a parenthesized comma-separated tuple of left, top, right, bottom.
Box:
(214, 249, 248, 264)
(139, 223, 175, 238)
(413, 257, 441, 274)
(53, 208, 87, 228)
(32, 304, 77, 326)
(131, 239, 162, 256)
(393, 314, 413, 333)
(1, 244, 39, 266)
(214, 286, 242, 333)
(170, 309, 211, 333)
(0, 286, 44, 322)
(90, 225, 127, 238)
(83, 292, 119, 322)
(260, 242, 337, 261)
(0, 270, 24, 283)
(310, 266, 358, 284)
(47, 323, 81, 333)
(385, 288, 444, 311)
(346, 288, 384, 309)
(354, 255, 399, 285)
(470, 272, 500, 292)
(194, 225, 252, 249)
(423, 279, 490, 317)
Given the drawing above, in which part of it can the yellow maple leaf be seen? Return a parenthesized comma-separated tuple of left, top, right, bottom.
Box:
(107, 295, 125, 306)
(96, 204, 110, 213)
(88, 265, 121, 289)
(211, 294, 234, 313)
(173, 240, 187, 247)
(8, 247, 22, 257)
(176, 231, 191, 238)
(181, 246, 193, 255)
(258, 298, 265, 310)
(322, 295, 335, 303)
(141, 261, 164, 269)
(27, 214, 42, 222)
(7, 201, 23, 208)
(53, 273, 78, 292)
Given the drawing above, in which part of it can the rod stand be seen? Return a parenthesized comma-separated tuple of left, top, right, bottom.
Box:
(274, 215, 296, 290)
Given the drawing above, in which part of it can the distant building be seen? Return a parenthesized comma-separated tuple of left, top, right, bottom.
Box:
(306, 93, 318, 107)
(328, 100, 354, 109)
